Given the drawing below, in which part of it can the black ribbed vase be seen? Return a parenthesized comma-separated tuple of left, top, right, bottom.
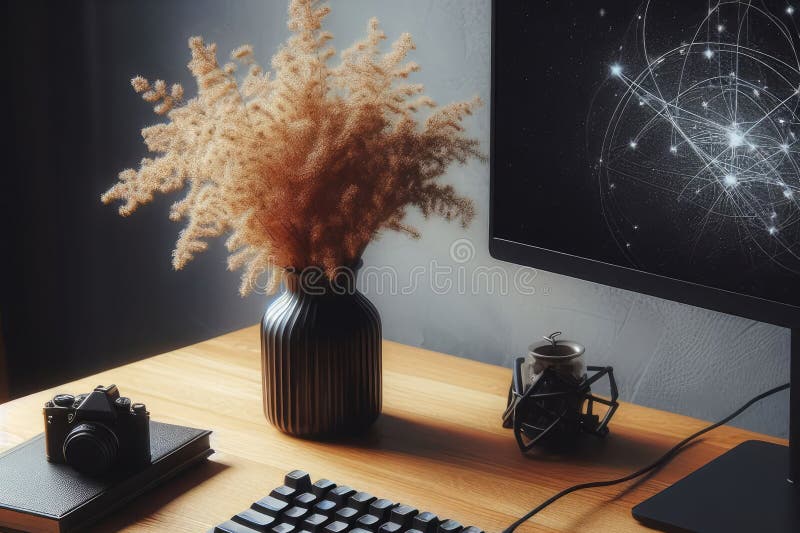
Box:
(260, 264, 382, 437)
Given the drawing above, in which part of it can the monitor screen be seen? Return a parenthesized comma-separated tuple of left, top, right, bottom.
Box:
(492, 0, 800, 320)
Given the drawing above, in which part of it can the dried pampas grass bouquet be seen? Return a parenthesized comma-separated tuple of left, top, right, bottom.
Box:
(102, 0, 484, 296)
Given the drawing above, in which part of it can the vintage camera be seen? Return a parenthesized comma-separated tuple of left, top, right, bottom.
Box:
(43, 384, 151, 475)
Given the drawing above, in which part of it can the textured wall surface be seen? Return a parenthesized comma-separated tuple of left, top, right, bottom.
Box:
(8, 0, 787, 435)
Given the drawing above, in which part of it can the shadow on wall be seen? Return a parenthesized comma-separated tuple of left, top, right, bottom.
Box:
(1, 0, 279, 398)
(0, 319, 8, 403)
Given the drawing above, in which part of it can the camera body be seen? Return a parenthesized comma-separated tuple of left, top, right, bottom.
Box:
(44, 384, 151, 475)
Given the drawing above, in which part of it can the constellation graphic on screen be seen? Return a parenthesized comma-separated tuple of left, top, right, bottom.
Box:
(597, 0, 800, 274)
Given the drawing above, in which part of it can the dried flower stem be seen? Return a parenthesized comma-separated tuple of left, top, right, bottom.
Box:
(102, 0, 484, 295)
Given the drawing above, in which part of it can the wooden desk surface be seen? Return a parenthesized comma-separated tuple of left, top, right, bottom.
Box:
(0, 326, 786, 533)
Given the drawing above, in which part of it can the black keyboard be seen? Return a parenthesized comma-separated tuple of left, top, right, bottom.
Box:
(210, 470, 485, 533)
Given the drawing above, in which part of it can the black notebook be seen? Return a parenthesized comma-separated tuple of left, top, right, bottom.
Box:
(0, 421, 213, 533)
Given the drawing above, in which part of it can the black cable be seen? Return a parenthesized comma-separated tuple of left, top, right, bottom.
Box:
(503, 382, 790, 533)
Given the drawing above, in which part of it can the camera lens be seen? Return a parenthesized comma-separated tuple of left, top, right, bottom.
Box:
(62, 423, 119, 475)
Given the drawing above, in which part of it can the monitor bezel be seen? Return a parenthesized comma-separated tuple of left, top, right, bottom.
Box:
(488, 0, 800, 329)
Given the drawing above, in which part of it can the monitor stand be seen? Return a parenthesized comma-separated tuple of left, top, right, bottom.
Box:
(632, 328, 800, 532)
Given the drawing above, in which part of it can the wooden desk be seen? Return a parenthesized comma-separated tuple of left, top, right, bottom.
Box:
(0, 326, 786, 532)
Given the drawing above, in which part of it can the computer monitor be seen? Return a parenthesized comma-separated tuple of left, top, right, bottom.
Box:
(489, 1, 798, 531)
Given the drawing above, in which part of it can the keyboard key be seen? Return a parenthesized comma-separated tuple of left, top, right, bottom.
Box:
(328, 486, 356, 506)
(324, 521, 348, 533)
(368, 499, 395, 520)
(285, 470, 312, 492)
(348, 491, 376, 513)
(313, 499, 336, 515)
(413, 512, 439, 533)
(252, 496, 289, 517)
(216, 520, 263, 533)
(295, 492, 318, 508)
(311, 479, 336, 498)
(233, 509, 277, 532)
(438, 520, 463, 533)
(301, 513, 330, 533)
(283, 506, 310, 525)
(355, 513, 380, 532)
(390, 504, 418, 527)
(271, 485, 298, 503)
(211, 472, 484, 533)
(334, 506, 359, 525)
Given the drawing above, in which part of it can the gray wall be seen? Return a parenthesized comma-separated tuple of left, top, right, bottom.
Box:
(11, 0, 786, 435)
